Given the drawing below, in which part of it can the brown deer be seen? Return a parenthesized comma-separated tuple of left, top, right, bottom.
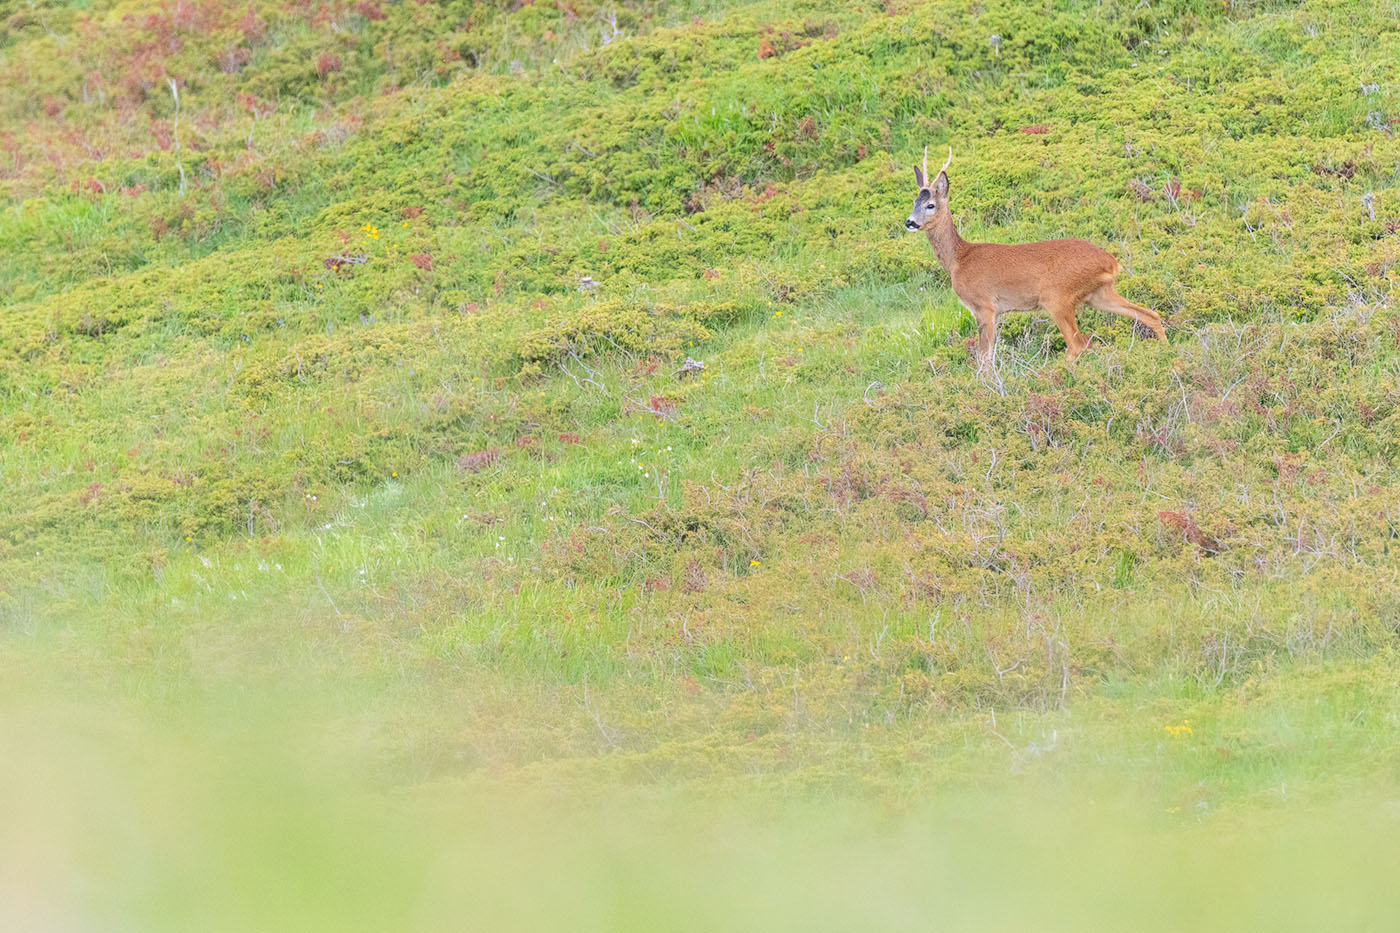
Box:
(906, 146, 1166, 372)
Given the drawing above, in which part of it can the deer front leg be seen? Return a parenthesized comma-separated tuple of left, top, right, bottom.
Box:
(962, 301, 998, 374)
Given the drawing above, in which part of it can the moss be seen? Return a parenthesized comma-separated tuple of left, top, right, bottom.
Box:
(514, 295, 762, 366)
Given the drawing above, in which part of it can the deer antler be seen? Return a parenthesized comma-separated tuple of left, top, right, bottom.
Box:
(939, 145, 952, 178)
(922, 146, 928, 185)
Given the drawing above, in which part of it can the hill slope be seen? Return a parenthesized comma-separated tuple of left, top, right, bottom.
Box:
(2, 0, 1400, 926)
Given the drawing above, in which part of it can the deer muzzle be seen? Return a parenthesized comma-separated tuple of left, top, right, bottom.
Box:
(904, 217, 920, 231)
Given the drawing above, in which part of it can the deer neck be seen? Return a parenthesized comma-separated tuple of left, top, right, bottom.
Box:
(924, 210, 965, 278)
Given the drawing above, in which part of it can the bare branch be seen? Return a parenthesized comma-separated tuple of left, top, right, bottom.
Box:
(167, 78, 185, 195)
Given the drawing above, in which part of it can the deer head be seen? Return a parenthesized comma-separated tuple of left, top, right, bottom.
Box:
(905, 145, 952, 232)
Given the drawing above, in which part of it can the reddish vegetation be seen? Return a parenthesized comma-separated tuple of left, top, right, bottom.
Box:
(841, 567, 877, 591)
(237, 92, 275, 117)
(0, 0, 457, 192)
(682, 559, 707, 593)
(1312, 159, 1358, 180)
(457, 448, 502, 472)
(1157, 511, 1222, 554)
(409, 252, 433, 271)
(238, 7, 267, 39)
(322, 253, 368, 272)
(218, 45, 253, 73)
(1161, 178, 1202, 203)
(1018, 124, 1051, 134)
(150, 122, 173, 150)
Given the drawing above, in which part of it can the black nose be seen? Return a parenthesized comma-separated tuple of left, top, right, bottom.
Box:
(904, 218, 918, 230)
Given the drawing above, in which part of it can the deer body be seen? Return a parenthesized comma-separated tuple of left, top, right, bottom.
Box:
(908, 147, 1166, 371)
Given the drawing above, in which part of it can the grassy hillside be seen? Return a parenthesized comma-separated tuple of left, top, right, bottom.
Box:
(3, 0, 1400, 927)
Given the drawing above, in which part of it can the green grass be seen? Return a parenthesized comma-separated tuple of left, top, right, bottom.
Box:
(4, 0, 1400, 926)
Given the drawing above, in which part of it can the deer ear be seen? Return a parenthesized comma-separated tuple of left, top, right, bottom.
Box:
(933, 171, 949, 198)
(913, 166, 925, 188)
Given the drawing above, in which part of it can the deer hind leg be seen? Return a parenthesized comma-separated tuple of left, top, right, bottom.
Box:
(1045, 298, 1091, 361)
(1087, 284, 1167, 341)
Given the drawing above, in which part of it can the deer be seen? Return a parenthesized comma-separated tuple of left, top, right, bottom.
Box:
(906, 146, 1166, 373)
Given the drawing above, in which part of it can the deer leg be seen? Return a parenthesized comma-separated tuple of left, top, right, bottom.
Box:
(1087, 285, 1167, 341)
(967, 303, 999, 373)
(1046, 300, 1090, 361)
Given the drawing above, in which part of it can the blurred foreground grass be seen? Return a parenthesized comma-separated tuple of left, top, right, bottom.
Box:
(4, 645, 1400, 931)
(6, 698, 1400, 931)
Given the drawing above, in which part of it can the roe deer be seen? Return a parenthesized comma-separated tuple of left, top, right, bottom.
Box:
(906, 146, 1166, 372)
